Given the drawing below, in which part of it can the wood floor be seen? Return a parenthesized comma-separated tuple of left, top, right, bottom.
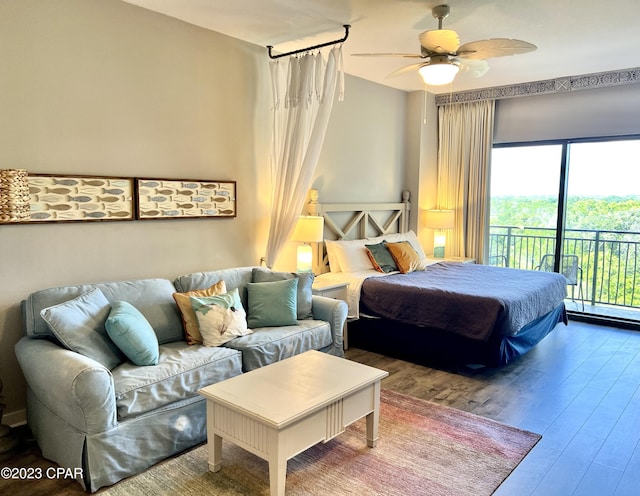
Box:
(347, 319, 640, 496)
(1, 319, 638, 495)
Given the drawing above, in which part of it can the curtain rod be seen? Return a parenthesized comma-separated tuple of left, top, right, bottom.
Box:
(267, 25, 350, 59)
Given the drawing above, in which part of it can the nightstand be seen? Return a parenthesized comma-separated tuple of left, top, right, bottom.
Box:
(312, 280, 349, 349)
(312, 280, 348, 300)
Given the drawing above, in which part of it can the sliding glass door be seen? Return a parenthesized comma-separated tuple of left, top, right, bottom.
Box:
(489, 144, 563, 270)
(489, 137, 640, 323)
(564, 140, 640, 319)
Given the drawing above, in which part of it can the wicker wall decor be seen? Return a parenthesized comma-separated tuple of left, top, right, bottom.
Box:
(0, 169, 30, 223)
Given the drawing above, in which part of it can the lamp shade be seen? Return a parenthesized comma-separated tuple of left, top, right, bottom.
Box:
(418, 56, 460, 86)
(291, 215, 324, 243)
(425, 209, 455, 229)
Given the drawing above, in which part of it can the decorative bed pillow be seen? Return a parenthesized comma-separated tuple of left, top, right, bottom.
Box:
(251, 267, 314, 320)
(105, 301, 159, 366)
(246, 278, 298, 328)
(365, 242, 398, 273)
(385, 241, 427, 274)
(401, 230, 428, 260)
(368, 230, 427, 260)
(173, 280, 227, 345)
(190, 289, 252, 347)
(40, 288, 124, 370)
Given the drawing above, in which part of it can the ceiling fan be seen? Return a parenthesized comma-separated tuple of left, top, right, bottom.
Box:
(354, 4, 537, 86)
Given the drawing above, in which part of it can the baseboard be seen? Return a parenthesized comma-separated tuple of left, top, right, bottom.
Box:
(3, 409, 27, 428)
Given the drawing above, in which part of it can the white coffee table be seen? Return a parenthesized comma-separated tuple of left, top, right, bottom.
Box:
(198, 350, 389, 495)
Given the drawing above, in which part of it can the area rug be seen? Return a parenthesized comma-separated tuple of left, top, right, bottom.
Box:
(101, 390, 540, 496)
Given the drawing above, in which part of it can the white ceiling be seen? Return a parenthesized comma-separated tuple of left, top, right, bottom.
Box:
(122, 0, 640, 95)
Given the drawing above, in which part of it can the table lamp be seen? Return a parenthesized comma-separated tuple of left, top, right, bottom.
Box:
(425, 209, 455, 258)
(291, 215, 324, 272)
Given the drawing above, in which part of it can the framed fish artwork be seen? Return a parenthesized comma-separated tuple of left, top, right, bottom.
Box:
(23, 175, 135, 223)
(135, 178, 236, 220)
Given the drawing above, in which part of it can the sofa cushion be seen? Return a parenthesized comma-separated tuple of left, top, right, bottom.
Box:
(246, 278, 298, 328)
(173, 267, 254, 308)
(251, 267, 314, 319)
(105, 301, 159, 366)
(112, 342, 242, 420)
(223, 320, 332, 371)
(190, 289, 252, 347)
(40, 288, 124, 370)
(24, 278, 184, 344)
(173, 280, 227, 345)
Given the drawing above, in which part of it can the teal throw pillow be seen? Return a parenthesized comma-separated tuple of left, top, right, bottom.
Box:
(105, 301, 159, 366)
(190, 289, 252, 347)
(246, 278, 298, 328)
(365, 242, 398, 273)
(251, 267, 314, 319)
(40, 288, 124, 370)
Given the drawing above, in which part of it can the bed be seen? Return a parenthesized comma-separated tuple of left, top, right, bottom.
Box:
(306, 190, 568, 367)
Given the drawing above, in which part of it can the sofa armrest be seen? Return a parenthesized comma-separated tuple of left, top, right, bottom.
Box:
(15, 337, 117, 434)
(311, 295, 347, 354)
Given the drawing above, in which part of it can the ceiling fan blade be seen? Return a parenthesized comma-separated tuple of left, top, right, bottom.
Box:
(419, 29, 460, 53)
(457, 38, 537, 60)
(352, 52, 423, 58)
(457, 59, 490, 78)
(386, 62, 424, 79)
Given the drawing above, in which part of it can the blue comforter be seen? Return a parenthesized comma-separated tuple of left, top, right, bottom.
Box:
(359, 262, 567, 341)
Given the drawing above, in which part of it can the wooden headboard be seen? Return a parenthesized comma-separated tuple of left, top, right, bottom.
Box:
(303, 189, 412, 272)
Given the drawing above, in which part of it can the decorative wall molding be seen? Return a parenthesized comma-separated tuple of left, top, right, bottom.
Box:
(435, 67, 640, 106)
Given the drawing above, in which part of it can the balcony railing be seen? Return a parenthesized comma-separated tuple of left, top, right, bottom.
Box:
(488, 226, 640, 311)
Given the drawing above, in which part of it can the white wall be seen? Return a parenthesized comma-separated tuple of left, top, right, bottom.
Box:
(312, 75, 408, 203)
(0, 0, 410, 419)
(406, 90, 439, 253)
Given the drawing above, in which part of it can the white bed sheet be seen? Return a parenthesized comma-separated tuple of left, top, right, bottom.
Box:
(315, 258, 442, 319)
(314, 270, 387, 319)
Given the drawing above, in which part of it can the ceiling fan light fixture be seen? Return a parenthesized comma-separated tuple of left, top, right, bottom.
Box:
(418, 56, 459, 85)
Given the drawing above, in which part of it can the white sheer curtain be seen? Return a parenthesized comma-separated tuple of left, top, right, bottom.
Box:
(264, 46, 343, 268)
(436, 99, 495, 262)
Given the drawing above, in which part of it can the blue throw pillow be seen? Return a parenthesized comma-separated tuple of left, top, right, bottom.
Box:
(251, 267, 314, 319)
(40, 288, 124, 369)
(105, 301, 159, 366)
(246, 278, 298, 328)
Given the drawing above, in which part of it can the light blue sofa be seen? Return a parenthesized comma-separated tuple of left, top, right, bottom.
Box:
(14, 266, 347, 492)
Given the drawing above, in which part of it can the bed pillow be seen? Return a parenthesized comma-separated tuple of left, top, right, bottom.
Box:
(403, 230, 428, 260)
(40, 288, 124, 370)
(331, 239, 374, 273)
(190, 289, 252, 347)
(365, 242, 398, 273)
(251, 267, 314, 319)
(324, 239, 343, 273)
(368, 230, 427, 260)
(105, 301, 159, 366)
(173, 280, 227, 345)
(386, 241, 427, 274)
(246, 278, 298, 328)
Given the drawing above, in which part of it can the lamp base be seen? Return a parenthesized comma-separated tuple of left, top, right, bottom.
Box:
(296, 244, 313, 273)
(433, 246, 445, 258)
